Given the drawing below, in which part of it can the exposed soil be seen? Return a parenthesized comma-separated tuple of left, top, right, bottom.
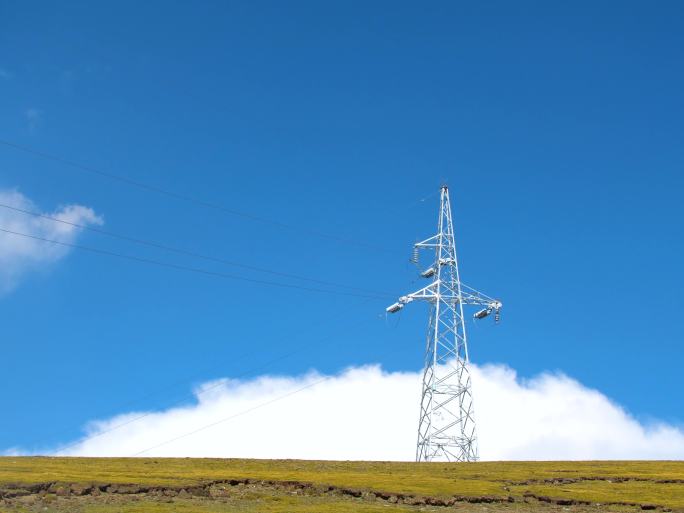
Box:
(508, 477, 684, 486)
(0, 477, 673, 512)
(0, 478, 512, 506)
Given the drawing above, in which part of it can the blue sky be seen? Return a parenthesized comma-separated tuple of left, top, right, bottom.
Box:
(1, 1, 683, 454)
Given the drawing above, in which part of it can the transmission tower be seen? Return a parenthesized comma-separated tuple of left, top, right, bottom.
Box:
(386, 185, 501, 462)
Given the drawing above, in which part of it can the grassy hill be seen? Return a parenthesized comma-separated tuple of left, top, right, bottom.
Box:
(0, 457, 682, 512)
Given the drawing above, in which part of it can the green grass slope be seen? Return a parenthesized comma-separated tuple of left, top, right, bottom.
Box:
(0, 458, 682, 512)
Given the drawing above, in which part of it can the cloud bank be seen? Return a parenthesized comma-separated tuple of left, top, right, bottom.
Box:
(50, 362, 684, 460)
(0, 189, 102, 294)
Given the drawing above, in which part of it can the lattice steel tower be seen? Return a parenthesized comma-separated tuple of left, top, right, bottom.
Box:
(386, 185, 501, 462)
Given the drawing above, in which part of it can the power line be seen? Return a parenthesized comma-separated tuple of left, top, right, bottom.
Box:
(52, 349, 304, 455)
(52, 311, 379, 456)
(0, 202, 393, 297)
(132, 375, 331, 456)
(129, 311, 387, 457)
(128, 307, 388, 457)
(0, 139, 390, 253)
(0, 227, 392, 300)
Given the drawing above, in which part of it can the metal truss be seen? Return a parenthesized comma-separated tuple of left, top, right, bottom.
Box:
(386, 185, 501, 462)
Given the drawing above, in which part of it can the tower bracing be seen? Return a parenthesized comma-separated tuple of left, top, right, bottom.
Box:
(386, 185, 501, 462)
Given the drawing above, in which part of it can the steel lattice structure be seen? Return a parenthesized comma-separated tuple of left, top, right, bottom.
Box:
(386, 185, 501, 462)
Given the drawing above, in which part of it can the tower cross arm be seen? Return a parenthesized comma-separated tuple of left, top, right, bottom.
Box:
(385, 281, 439, 313)
(460, 283, 502, 320)
(386, 280, 502, 320)
(414, 233, 441, 248)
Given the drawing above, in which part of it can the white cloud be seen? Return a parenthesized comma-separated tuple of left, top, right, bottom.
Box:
(48, 362, 684, 460)
(25, 108, 42, 133)
(0, 189, 103, 294)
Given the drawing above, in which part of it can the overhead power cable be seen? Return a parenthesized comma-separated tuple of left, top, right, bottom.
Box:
(0, 139, 389, 253)
(132, 375, 331, 456)
(0, 227, 392, 300)
(52, 310, 380, 456)
(0, 202, 392, 298)
(128, 309, 393, 458)
(52, 347, 307, 455)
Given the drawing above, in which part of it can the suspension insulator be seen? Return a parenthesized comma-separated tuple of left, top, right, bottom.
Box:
(411, 246, 419, 264)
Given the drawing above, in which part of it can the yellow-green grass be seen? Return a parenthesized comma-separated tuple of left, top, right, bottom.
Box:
(1, 458, 683, 510)
(510, 481, 684, 509)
